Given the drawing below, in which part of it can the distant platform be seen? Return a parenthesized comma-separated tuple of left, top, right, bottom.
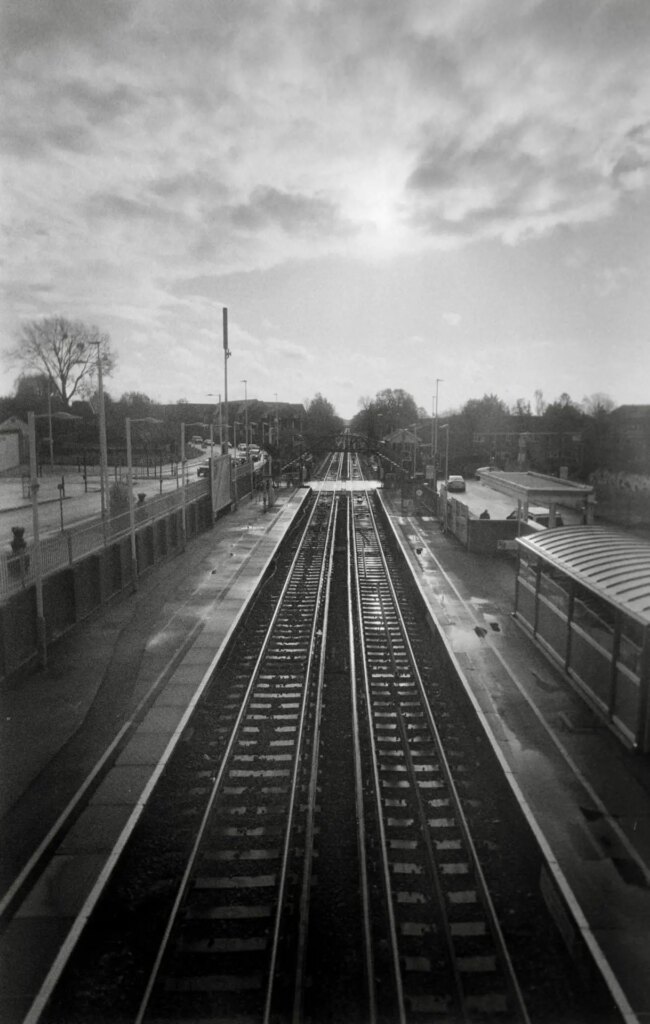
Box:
(309, 479, 383, 491)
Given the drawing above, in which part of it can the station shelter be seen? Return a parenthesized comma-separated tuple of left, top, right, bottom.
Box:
(475, 468, 595, 525)
(514, 526, 650, 751)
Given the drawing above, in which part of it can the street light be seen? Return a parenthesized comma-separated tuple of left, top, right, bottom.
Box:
(126, 416, 162, 589)
(90, 340, 109, 524)
(241, 379, 254, 493)
(46, 382, 54, 470)
(241, 379, 248, 451)
(180, 420, 205, 550)
(439, 423, 450, 483)
(222, 307, 230, 460)
(28, 411, 46, 666)
(28, 409, 81, 666)
(433, 378, 443, 485)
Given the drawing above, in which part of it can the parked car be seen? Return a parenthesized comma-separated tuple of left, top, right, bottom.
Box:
(506, 506, 564, 527)
(197, 460, 212, 477)
(446, 475, 466, 492)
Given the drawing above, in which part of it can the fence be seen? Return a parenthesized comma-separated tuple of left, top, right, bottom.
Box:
(0, 478, 208, 602)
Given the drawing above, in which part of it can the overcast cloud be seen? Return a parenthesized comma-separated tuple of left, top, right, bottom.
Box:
(1, 0, 649, 417)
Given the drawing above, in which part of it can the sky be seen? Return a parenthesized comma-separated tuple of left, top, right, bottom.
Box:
(1, 0, 649, 421)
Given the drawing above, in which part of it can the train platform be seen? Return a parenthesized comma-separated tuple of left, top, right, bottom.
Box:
(0, 485, 309, 1023)
(380, 492, 650, 1024)
(1, 483, 649, 1022)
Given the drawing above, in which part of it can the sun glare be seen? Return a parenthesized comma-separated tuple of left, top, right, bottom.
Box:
(355, 185, 409, 259)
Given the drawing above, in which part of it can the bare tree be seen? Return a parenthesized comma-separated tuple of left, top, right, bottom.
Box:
(7, 316, 116, 409)
(533, 389, 546, 416)
(582, 392, 615, 416)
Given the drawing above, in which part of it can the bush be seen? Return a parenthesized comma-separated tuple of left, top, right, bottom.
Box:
(109, 481, 130, 517)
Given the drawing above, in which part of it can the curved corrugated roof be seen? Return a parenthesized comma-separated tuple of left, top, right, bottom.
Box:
(517, 526, 650, 625)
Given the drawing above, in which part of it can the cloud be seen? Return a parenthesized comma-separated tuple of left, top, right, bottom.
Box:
(0, 0, 134, 55)
(1, 0, 649, 416)
(229, 187, 352, 238)
(442, 312, 461, 327)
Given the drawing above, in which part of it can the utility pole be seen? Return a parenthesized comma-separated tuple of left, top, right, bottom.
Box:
(433, 378, 443, 487)
(222, 307, 230, 453)
(91, 340, 109, 528)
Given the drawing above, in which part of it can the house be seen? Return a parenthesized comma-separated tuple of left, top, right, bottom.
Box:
(0, 417, 28, 473)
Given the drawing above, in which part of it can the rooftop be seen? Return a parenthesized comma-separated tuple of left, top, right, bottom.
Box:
(476, 468, 594, 505)
(517, 525, 650, 625)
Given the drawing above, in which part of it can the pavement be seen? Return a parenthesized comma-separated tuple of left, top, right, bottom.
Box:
(0, 479, 649, 1022)
(0, 464, 197, 545)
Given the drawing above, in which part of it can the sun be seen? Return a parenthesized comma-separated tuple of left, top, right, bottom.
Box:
(356, 188, 409, 259)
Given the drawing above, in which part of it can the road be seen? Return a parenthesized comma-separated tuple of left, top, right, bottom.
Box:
(0, 456, 208, 545)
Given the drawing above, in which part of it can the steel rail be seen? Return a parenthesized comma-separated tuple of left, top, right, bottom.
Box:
(289, 495, 340, 1023)
(350, 486, 409, 1024)
(346, 459, 382, 1024)
(263, 453, 340, 1020)
(357, 489, 531, 1022)
(135, 482, 337, 1023)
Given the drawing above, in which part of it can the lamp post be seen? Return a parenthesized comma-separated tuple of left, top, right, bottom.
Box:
(46, 384, 54, 470)
(433, 378, 443, 486)
(241, 379, 248, 452)
(90, 340, 109, 525)
(126, 416, 161, 589)
(241, 379, 254, 494)
(439, 423, 449, 483)
(28, 412, 46, 666)
(28, 409, 81, 666)
(438, 423, 450, 531)
(222, 307, 230, 458)
(180, 420, 205, 550)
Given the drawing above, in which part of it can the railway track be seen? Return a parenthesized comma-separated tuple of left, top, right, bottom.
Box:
(39, 451, 600, 1023)
(350, 480, 528, 1022)
(134, 466, 340, 1022)
(126, 454, 527, 1023)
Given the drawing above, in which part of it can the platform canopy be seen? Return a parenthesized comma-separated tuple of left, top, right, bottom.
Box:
(476, 468, 594, 508)
(517, 526, 650, 625)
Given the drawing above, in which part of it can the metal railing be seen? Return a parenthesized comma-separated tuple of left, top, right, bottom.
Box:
(0, 480, 208, 602)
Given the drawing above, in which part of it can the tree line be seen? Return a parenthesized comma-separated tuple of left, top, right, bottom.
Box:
(350, 389, 642, 481)
(2, 316, 643, 480)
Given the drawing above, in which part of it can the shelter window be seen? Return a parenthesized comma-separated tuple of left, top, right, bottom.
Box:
(517, 551, 538, 589)
(538, 563, 570, 615)
(572, 584, 615, 655)
(618, 618, 644, 675)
